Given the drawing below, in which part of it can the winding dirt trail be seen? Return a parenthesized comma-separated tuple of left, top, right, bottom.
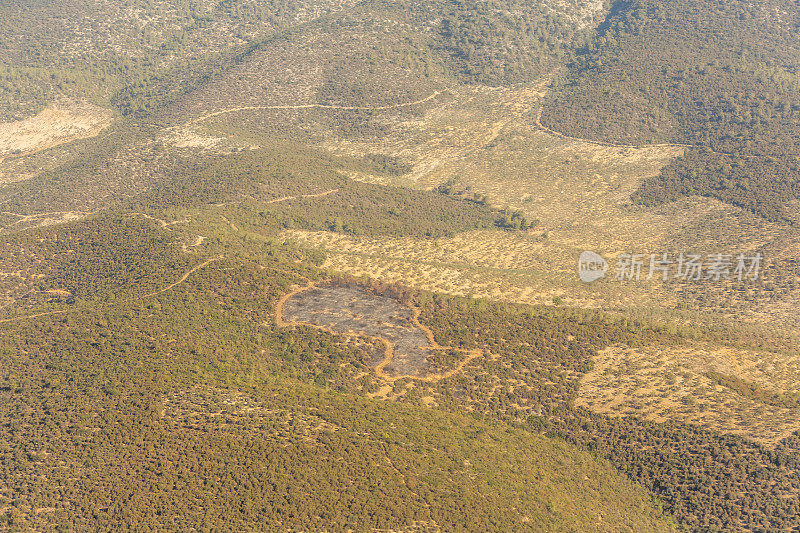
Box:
(533, 104, 713, 153)
(265, 188, 340, 204)
(275, 280, 483, 383)
(375, 304, 482, 383)
(0, 310, 69, 324)
(181, 235, 206, 253)
(274, 276, 316, 328)
(143, 255, 223, 298)
(213, 188, 340, 208)
(1, 255, 223, 325)
(190, 91, 448, 125)
(128, 212, 207, 254)
(533, 74, 733, 156)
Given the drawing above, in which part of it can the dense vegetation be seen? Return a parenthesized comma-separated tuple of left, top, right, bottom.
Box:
(308, 279, 800, 531)
(134, 150, 504, 238)
(541, 0, 800, 219)
(413, 294, 800, 531)
(0, 215, 193, 307)
(633, 148, 800, 221)
(2, 135, 798, 529)
(0, 0, 357, 119)
(557, 413, 800, 531)
(0, 220, 674, 531)
(428, 0, 597, 85)
(4, 214, 799, 530)
(705, 371, 800, 409)
(4, 0, 800, 530)
(1, 133, 505, 240)
(0, 0, 600, 122)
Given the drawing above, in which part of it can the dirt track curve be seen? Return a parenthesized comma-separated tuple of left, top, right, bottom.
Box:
(275, 280, 483, 383)
(190, 91, 448, 125)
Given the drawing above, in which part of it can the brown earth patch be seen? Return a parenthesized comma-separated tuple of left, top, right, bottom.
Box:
(277, 282, 481, 382)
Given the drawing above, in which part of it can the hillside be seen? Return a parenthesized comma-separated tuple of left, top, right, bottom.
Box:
(3, 0, 800, 531)
(540, 0, 800, 219)
(0, 213, 677, 531)
(0, 0, 362, 120)
(4, 159, 800, 529)
(0, 0, 603, 122)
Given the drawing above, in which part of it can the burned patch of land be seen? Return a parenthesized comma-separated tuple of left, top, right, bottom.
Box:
(280, 284, 474, 380)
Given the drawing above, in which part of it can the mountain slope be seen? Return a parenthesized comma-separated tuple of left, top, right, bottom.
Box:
(540, 0, 800, 219)
(0, 215, 675, 531)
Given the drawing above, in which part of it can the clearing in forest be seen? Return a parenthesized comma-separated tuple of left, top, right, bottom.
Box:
(279, 284, 479, 381)
(576, 342, 800, 445)
(0, 100, 113, 183)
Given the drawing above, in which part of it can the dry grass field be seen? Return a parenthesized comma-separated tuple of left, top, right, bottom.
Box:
(0, 100, 113, 183)
(259, 80, 800, 330)
(279, 227, 670, 309)
(576, 342, 800, 445)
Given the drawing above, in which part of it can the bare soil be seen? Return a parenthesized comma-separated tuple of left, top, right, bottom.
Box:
(283, 285, 433, 377)
(279, 283, 481, 381)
